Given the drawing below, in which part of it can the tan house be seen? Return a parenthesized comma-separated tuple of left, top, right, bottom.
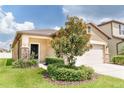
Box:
(98, 20, 124, 59)
(12, 29, 57, 62)
(12, 23, 110, 66)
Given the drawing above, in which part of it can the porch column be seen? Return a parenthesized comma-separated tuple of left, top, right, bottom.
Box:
(21, 35, 29, 60)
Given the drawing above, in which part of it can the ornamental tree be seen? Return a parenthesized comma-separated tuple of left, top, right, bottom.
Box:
(51, 16, 91, 66)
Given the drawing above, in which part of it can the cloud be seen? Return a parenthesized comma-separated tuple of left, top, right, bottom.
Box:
(62, 5, 124, 23)
(0, 6, 35, 49)
(99, 18, 112, 23)
(0, 7, 35, 34)
(53, 26, 60, 30)
(0, 12, 15, 34)
(16, 21, 35, 31)
(62, 7, 69, 14)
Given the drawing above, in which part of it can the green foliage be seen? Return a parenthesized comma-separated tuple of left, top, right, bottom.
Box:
(28, 52, 38, 66)
(12, 59, 38, 68)
(51, 16, 91, 66)
(1, 65, 124, 88)
(45, 57, 64, 65)
(0, 59, 7, 66)
(6, 59, 13, 66)
(0, 58, 13, 66)
(120, 47, 124, 55)
(47, 64, 94, 81)
(12, 53, 38, 68)
(1, 59, 124, 87)
(0, 58, 14, 66)
(112, 55, 124, 65)
(12, 59, 25, 68)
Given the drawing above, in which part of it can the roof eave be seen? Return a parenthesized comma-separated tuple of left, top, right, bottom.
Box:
(98, 20, 124, 26)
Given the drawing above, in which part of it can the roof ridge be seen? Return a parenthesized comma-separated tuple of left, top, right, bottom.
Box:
(98, 20, 124, 26)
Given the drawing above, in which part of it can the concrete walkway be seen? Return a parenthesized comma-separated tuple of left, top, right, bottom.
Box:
(39, 63, 47, 70)
(84, 63, 124, 80)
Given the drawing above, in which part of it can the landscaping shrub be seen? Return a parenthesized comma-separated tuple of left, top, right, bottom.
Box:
(12, 59, 38, 68)
(47, 64, 94, 81)
(6, 59, 13, 66)
(45, 57, 64, 65)
(12, 52, 38, 68)
(112, 55, 124, 65)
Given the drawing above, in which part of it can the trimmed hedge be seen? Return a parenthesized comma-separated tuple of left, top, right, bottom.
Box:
(6, 59, 13, 66)
(47, 64, 94, 81)
(45, 57, 64, 65)
(112, 55, 124, 65)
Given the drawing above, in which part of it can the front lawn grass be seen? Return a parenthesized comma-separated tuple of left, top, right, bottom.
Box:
(0, 59, 124, 88)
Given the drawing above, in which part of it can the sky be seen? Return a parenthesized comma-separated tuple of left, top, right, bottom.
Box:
(1, 5, 124, 49)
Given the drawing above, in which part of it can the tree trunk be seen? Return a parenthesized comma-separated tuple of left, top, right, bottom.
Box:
(63, 55, 68, 65)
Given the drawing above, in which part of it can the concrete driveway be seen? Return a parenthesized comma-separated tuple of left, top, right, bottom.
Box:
(84, 63, 124, 80)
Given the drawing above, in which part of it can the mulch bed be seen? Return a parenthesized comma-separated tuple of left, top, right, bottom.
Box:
(43, 73, 99, 86)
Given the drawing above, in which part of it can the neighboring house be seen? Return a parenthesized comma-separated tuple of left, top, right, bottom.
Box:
(76, 23, 110, 66)
(0, 48, 9, 52)
(98, 20, 124, 59)
(0, 48, 12, 58)
(0, 52, 12, 58)
(12, 26, 110, 66)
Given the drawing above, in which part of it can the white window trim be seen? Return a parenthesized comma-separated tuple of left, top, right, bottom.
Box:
(88, 26, 92, 33)
(29, 42, 41, 61)
(119, 24, 124, 35)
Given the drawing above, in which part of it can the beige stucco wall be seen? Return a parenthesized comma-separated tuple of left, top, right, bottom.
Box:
(29, 37, 55, 62)
(108, 38, 122, 59)
(112, 22, 120, 36)
(12, 37, 22, 60)
(12, 42, 18, 60)
(98, 23, 112, 37)
(89, 25, 108, 44)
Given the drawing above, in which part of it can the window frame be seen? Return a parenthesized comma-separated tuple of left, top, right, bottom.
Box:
(119, 24, 124, 35)
(88, 26, 92, 33)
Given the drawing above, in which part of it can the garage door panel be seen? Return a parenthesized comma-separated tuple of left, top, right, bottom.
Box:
(75, 45, 104, 66)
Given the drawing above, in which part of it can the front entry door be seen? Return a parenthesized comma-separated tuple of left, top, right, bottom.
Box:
(30, 44, 39, 59)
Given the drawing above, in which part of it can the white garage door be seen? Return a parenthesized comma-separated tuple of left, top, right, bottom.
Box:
(75, 44, 104, 66)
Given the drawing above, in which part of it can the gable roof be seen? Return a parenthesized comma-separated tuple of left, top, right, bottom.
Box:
(12, 29, 57, 48)
(12, 24, 111, 48)
(98, 20, 124, 26)
(88, 23, 111, 39)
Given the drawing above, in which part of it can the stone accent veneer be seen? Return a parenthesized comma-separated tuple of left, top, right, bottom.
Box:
(21, 47, 29, 60)
(104, 54, 110, 63)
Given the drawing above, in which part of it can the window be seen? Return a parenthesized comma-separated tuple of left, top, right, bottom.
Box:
(119, 24, 124, 35)
(88, 26, 92, 33)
